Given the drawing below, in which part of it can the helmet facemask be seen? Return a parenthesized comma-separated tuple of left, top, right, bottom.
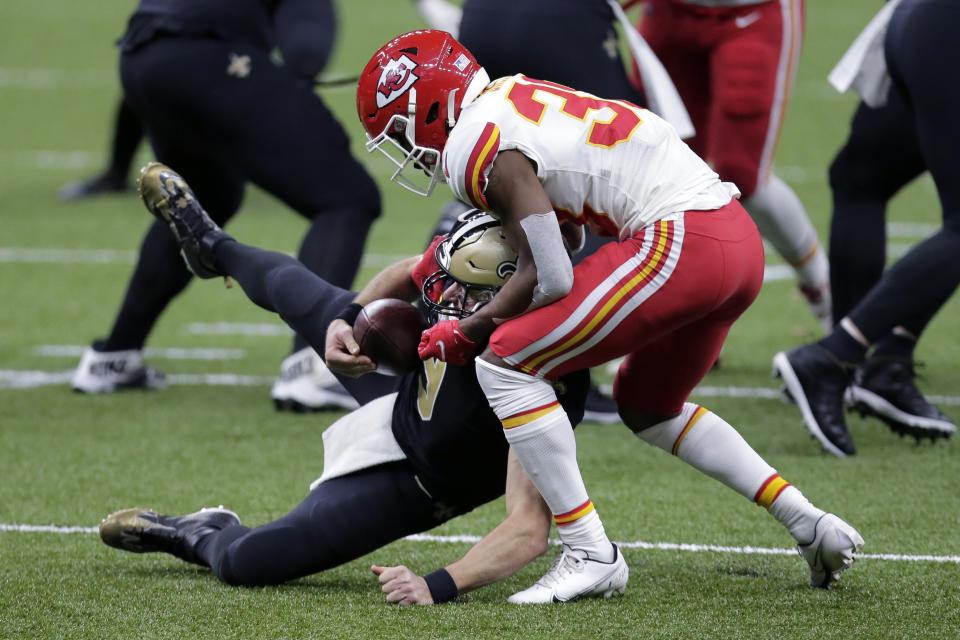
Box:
(364, 88, 444, 197)
(357, 30, 490, 197)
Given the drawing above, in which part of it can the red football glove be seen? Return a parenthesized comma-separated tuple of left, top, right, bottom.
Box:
(418, 319, 478, 365)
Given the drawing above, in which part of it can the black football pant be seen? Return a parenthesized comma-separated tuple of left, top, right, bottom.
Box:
(833, 0, 960, 345)
(214, 239, 398, 405)
(197, 461, 459, 586)
(103, 35, 380, 354)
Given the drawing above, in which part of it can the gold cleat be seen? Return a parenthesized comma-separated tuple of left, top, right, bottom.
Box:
(135, 162, 233, 280)
(99, 506, 240, 564)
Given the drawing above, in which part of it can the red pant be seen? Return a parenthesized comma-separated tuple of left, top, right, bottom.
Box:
(489, 200, 764, 414)
(635, 0, 804, 197)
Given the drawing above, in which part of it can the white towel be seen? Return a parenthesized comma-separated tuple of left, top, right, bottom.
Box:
(309, 392, 407, 490)
(828, 0, 903, 107)
(608, 0, 696, 139)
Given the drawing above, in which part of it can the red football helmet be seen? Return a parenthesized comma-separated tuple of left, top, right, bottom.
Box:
(357, 30, 490, 197)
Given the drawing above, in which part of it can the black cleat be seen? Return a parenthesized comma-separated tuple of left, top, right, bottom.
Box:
(583, 384, 620, 424)
(99, 506, 240, 565)
(847, 357, 956, 442)
(59, 172, 129, 201)
(137, 162, 232, 278)
(773, 344, 856, 457)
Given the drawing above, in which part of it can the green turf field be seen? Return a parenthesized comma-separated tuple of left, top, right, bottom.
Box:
(2, 1, 959, 638)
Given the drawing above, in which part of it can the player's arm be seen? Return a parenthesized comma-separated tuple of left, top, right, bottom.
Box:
(458, 150, 573, 342)
(325, 255, 421, 376)
(353, 255, 422, 306)
(273, 0, 337, 80)
(371, 449, 551, 605)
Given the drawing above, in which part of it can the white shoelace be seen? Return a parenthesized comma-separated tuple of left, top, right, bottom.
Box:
(536, 548, 586, 589)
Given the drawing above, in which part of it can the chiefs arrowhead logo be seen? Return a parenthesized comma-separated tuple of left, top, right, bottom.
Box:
(376, 55, 419, 108)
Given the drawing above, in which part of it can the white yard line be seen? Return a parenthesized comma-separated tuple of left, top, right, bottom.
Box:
(0, 68, 116, 89)
(35, 345, 246, 360)
(0, 370, 274, 389)
(1, 524, 955, 564)
(5, 368, 959, 407)
(0, 247, 410, 270)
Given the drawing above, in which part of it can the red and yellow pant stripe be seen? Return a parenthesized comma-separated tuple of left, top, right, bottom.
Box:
(511, 219, 678, 378)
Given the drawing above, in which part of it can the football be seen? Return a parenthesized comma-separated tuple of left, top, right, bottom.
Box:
(353, 298, 426, 375)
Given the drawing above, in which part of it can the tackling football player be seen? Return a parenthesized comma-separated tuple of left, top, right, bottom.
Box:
(354, 30, 863, 601)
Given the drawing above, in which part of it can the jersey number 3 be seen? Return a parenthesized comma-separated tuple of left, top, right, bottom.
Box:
(506, 78, 642, 148)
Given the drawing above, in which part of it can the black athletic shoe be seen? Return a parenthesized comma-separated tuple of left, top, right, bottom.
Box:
(59, 173, 129, 201)
(583, 385, 620, 424)
(773, 344, 857, 457)
(99, 506, 240, 565)
(137, 162, 232, 278)
(847, 357, 957, 442)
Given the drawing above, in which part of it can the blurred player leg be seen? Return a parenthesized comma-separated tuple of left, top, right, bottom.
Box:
(702, 0, 830, 330)
(827, 90, 925, 323)
(70, 136, 245, 393)
(224, 47, 380, 408)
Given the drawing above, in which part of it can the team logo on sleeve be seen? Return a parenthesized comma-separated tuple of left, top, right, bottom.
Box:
(376, 55, 419, 108)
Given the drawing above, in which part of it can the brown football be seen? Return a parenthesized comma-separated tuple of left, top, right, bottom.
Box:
(353, 298, 426, 375)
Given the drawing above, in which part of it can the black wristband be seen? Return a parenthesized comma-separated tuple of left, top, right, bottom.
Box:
(424, 568, 458, 604)
(333, 302, 363, 325)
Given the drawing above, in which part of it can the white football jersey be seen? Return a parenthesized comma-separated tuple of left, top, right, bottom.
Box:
(442, 74, 739, 239)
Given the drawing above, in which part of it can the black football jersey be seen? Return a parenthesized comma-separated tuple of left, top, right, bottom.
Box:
(391, 359, 589, 510)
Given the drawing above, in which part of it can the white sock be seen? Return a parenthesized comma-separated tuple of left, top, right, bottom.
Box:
(475, 358, 612, 561)
(635, 403, 823, 542)
(744, 174, 828, 289)
(766, 485, 825, 544)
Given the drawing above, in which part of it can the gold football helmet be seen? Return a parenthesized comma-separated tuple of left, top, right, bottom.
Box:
(421, 209, 517, 320)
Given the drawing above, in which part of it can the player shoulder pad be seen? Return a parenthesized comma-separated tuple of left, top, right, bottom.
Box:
(442, 118, 502, 211)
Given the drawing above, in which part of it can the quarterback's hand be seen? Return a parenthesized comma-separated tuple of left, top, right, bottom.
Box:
(324, 318, 376, 377)
(417, 319, 477, 365)
(371, 565, 434, 606)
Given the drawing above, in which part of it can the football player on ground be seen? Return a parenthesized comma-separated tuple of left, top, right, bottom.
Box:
(354, 30, 863, 601)
(99, 164, 596, 605)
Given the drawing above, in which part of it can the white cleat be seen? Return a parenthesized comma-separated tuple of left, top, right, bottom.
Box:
(71, 343, 168, 393)
(508, 544, 628, 604)
(271, 347, 359, 412)
(797, 513, 864, 588)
